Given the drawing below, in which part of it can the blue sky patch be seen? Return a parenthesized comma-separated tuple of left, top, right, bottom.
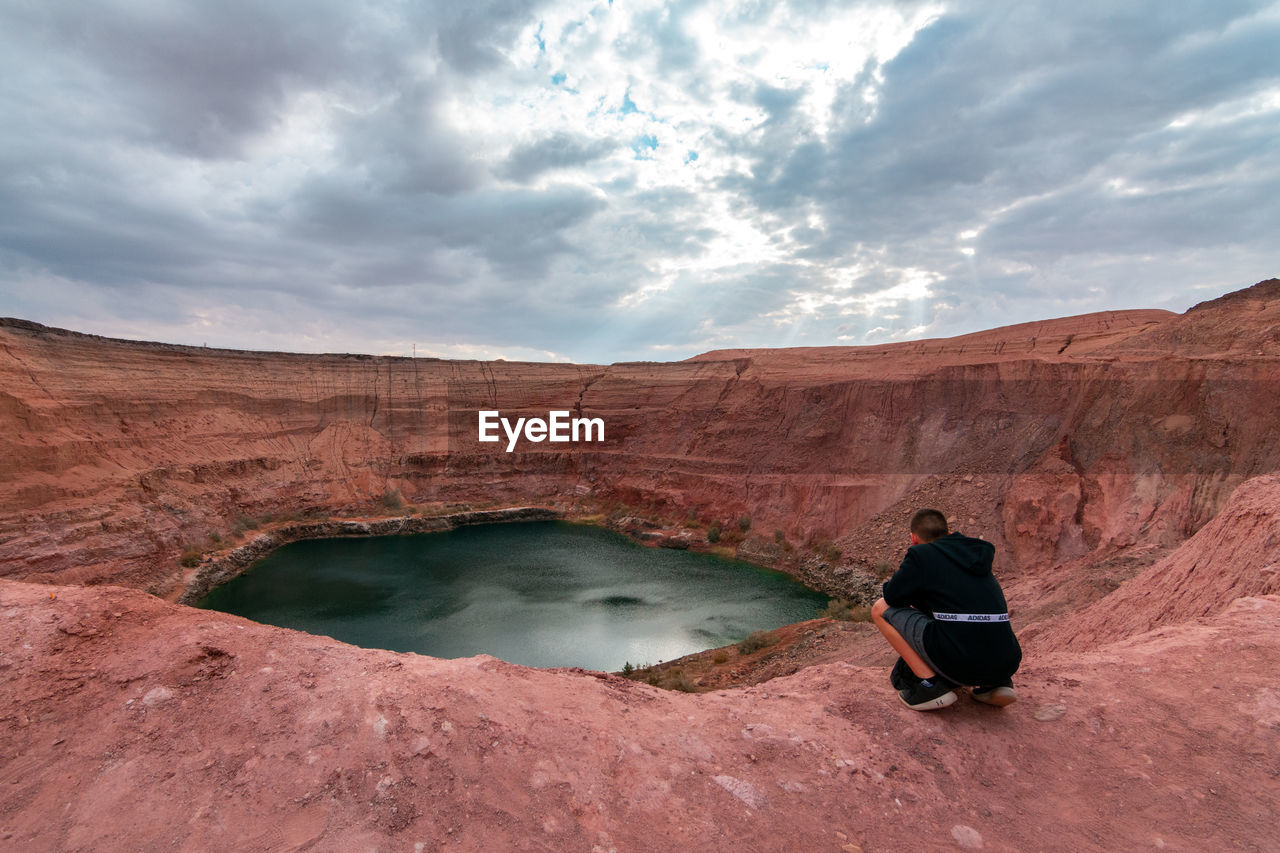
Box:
(631, 134, 659, 158)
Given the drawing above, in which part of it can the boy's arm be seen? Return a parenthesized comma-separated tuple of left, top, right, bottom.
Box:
(881, 549, 927, 607)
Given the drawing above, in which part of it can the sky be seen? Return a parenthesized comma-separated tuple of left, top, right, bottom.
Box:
(1, 1, 1277, 364)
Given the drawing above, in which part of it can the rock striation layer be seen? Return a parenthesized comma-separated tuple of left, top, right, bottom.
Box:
(3, 280, 1279, 600)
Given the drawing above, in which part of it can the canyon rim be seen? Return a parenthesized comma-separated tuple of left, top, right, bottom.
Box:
(1, 280, 1279, 851)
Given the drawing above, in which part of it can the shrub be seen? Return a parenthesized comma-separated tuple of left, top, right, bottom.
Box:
(737, 515, 751, 533)
(381, 488, 403, 510)
(820, 598, 871, 622)
(874, 559, 895, 578)
(712, 651, 729, 665)
(232, 516, 260, 536)
(707, 524, 722, 544)
(736, 630, 778, 655)
(621, 661, 635, 676)
(774, 529, 785, 544)
(659, 669, 698, 692)
(179, 548, 202, 568)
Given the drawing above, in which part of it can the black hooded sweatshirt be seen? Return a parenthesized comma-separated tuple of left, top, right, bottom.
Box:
(881, 532, 1022, 686)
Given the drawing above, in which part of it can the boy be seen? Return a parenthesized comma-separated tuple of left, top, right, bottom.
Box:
(871, 508, 1022, 711)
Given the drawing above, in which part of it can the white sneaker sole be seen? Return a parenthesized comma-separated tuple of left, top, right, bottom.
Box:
(971, 686, 1017, 707)
(898, 689, 958, 711)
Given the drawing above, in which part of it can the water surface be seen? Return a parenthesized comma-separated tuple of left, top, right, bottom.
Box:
(198, 521, 828, 671)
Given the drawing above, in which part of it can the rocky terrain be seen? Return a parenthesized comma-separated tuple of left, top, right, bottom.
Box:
(2, 280, 1279, 850)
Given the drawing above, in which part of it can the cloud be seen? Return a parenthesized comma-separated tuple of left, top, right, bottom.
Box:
(0, 0, 1277, 363)
(499, 132, 618, 181)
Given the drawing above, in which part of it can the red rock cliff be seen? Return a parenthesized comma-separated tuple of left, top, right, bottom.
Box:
(2, 281, 1279, 597)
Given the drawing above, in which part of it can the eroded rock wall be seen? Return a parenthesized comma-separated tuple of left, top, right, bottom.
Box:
(2, 281, 1278, 596)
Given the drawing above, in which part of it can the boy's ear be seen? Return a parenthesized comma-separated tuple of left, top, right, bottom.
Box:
(909, 532, 921, 545)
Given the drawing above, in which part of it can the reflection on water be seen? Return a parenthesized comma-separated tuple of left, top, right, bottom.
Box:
(198, 520, 829, 671)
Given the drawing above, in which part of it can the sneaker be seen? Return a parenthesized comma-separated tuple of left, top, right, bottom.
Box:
(889, 657, 917, 691)
(971, 682, 1017, 707)
(897, 678, 958, 711)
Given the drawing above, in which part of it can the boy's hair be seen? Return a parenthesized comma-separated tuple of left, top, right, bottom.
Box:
(910, 508, 948, 543)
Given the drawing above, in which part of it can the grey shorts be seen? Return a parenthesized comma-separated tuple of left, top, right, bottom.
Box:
(881, 606, 954, 683)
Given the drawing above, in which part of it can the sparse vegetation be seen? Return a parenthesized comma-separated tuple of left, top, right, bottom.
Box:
(820, 598, 871, 622)
(645, 666, 696, 691)
(232, 516, 261, 536)
(624, 662, 699, 692)
(736, 630, 778, 655)
(656, 668, 698, 692)
(874, 559, 895, 579)
(823, 542, 843, 562)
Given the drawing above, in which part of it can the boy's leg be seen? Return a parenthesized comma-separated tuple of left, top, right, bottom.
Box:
(873, 599, 958, 711)
(871, 598, 935, 679)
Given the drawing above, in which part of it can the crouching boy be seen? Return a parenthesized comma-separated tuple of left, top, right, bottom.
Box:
(871, 508, 1022, 711)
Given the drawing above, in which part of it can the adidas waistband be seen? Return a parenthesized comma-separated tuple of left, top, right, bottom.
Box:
(933, 612, 1010, 623)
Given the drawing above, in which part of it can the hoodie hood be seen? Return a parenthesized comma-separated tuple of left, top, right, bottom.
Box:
(929, 533, 995, 576)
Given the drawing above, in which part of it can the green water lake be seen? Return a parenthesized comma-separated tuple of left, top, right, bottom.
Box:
(197, 520, 829, 671)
